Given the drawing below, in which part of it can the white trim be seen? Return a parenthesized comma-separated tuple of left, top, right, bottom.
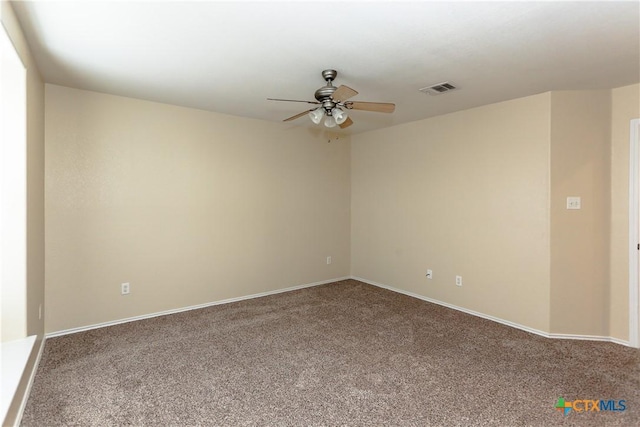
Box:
(547, 334, 628, 346)
(45, 273, 634, 344)
(46, 277, 351, 338)
(610, 336, 632, 347)
(353, 276, 549, 337)
(629, 118, 640, 348)
(353, 276, 631, 347)
(12, 337, 45, 427)
(0, 336, 35, 425)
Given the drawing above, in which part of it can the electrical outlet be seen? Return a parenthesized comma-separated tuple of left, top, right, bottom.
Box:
(121, 282, 130, 295)
(456, 276, 462, 287)
(426, 269, 433, 279)
(327, 256, 332, 265)
(566, 196, 581, 210)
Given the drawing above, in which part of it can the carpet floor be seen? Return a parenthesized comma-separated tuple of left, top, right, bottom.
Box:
(22, 279, 640, 426)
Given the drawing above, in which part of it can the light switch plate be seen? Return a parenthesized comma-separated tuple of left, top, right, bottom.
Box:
(566, 196, 581, 210)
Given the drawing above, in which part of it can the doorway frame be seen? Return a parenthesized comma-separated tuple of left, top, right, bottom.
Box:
(629, 118, 640, 348)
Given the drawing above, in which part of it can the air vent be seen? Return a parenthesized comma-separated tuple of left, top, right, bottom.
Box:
(419, 82, 458, 95)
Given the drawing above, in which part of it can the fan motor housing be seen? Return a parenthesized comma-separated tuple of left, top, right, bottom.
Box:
(315, 85, 337, 102)
(315, 69, 339, 103)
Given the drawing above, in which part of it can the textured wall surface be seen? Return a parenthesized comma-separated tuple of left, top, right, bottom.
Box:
(1, 0, 44, 340)
(351, 94, 551, 332)
(549, 90, 611, 335)
(1, 0, 45, 424)
(610, 84, 640, 340)
(45, 85, 351, 333)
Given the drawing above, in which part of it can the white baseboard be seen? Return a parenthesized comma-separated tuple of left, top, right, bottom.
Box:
(352, 276, 631, 347)
(13, 337, 45, 427)
(610, 337, 632, 347)
(547, 333, 629, 347)
(46, 276, 351, 338)
(44, 274, 634, 343)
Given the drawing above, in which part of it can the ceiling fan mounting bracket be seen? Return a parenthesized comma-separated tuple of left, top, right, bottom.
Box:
(321, 69, 337, 82)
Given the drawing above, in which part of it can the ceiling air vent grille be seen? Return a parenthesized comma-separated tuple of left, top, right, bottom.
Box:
(419, 82, 458, 95)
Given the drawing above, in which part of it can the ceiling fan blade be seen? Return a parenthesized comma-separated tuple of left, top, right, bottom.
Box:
(268, 98, 320, 105)
(346, 101, 395, 113)
(339, 117, 353, 129)
(283, 109, 313, 122)
(332, 85, 358, 102)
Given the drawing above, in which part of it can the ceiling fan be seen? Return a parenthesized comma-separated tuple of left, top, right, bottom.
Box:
(267, 69, 395, 129)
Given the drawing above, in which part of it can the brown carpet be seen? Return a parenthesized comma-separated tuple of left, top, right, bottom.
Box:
(21, 279, 640, 426)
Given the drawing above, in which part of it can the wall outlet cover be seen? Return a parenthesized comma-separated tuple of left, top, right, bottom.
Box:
(566, 196, 581, 210)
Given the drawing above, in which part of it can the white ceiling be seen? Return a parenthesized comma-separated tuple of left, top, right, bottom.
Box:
(12, 1, 640, 134)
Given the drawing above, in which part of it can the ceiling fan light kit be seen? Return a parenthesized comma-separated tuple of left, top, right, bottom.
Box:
(324, 116, 337, 128)
(268, 69, 395, 129)
(308, 106, 349, 128)
(309, 108, 324, 124)
(333, 108, 348, 125)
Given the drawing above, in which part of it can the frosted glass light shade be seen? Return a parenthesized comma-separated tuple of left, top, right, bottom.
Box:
(324, 115, 337, 128)
(332, 108, 348, 125)
(308, 108, 324, 124)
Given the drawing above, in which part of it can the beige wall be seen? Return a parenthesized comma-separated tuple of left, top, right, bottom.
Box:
(1, 0, 44, 338)
(549, 91, 611, 335)
(352, 87, 638, 341)
(351, 94, 552, 332)
(610, 83, 640, 340)
(45, 84, 351, 333)
(1, 0, 45, 424)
